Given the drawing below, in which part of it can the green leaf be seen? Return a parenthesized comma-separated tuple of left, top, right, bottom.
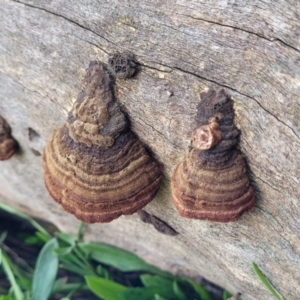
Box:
(35, 231, 52, 243)
(55, 233, 75, 247)
(154, 295, 168, 300)
(120, 286, 183, 300)
(31, 238, 59, 300)
(140, 274, 173, 288)
(185, 279, 212, 300)
(223, 290, 232, 300)
(51, 277, 67, 294)
(252, 263, 283, 300)
(96, 265, 110, 278)
(60, 259, 94, 276)
(59, 251, 96, 276)
(60, 252, 87, 269)
(52, 281, 88, 295)
(79, 243, 165, 274)
(24, 235, 44, 246)
(1, 252, 24, 300)
(126, 275, 179, 300)
(139, 274, 178, 298)
(120, 287, 160, 300)
(85, 276, 127, 300)
(173, 281, 187, 300)
(0, 231, 7, 246)
(0, 296, 14, 300)
(54, 246, 73, 256)
(0, 204, 51, 239)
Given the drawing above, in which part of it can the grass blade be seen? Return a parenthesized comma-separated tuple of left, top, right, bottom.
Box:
(0, 231, 7, 246)
(1, 250, 24, 300)
(31, 238, 59, 300)
(252, 262, 283, 300)
(185, 279, 212, 300)
(2, 251, 32, 289)
(0, 204, 51, 239)
(173, 281, 187, 300)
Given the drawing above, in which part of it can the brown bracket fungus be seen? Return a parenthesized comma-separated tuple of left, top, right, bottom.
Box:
(0, 116, 18, 160)
(171, 88, 255, 222)
(43, 61, 162, 223)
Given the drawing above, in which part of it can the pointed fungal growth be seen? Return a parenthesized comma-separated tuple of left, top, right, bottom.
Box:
(0, 116, 18, 160)
(43, 61, 162, 223)
(171, 88, 255, 222)
(137, 210, 178, 236)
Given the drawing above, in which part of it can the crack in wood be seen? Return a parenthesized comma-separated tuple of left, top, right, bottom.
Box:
(11, 0, 118, 47)
(180, 14, 300, 54)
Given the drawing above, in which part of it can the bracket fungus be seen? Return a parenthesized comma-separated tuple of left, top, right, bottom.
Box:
(171, 88, 255, 222)
(0, 116, 18, 160)
(43, 61, 162, 223)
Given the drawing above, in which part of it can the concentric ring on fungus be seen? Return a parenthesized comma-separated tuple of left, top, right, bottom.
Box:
(171, 88, 255, 222)
(43, 61, 162, 223)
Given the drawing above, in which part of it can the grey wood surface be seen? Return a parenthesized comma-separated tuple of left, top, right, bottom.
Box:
(1, 0, 300, 298)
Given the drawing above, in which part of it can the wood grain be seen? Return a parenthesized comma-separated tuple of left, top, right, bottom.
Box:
(0, 0, 299, 299)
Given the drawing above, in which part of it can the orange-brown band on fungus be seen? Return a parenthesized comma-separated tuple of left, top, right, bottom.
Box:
(192, 117, 222, 150)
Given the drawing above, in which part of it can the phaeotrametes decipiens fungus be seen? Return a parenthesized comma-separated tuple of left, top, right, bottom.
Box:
(43, 61, 161, 223)
(171, 88, 255, 222)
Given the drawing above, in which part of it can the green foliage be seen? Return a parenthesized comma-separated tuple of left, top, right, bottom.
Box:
(252, 262, 283, 300)
(0, 204, 51, 239)
(85, 276, 127, 300)
(78, 242, 165, 274)
(185, 279, 211, 300)
(1, 250, 24, 300)
(0, 204, 230, 300)
(222, 290, 232, 300)
(31, 238, 59, 300)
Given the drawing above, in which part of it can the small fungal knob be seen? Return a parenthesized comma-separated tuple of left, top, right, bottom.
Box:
(192, 117, 222, 150)
(108, 52, 137, 79)
(0, 116, 18, 160)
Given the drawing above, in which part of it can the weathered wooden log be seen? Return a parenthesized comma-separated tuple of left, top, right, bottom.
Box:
(0, 1, 300, 299)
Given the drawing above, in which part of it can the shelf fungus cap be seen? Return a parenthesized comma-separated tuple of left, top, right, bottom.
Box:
(171, 88, 255, 222)
(43, 61, 162, 223)
(0, 116, 18, 160)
